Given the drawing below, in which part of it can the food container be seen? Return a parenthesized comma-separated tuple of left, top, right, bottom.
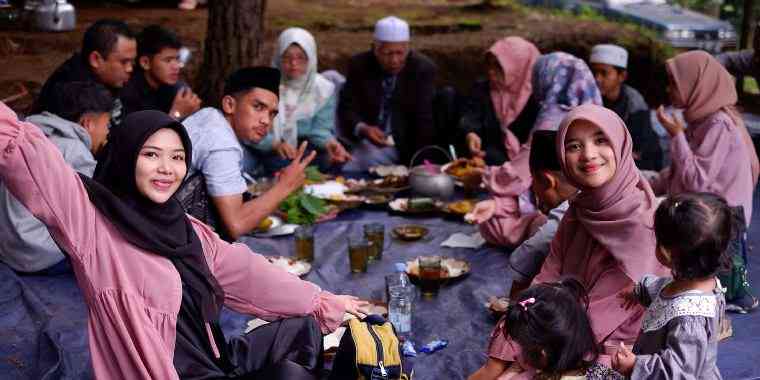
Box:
(408, 146, 455, 200)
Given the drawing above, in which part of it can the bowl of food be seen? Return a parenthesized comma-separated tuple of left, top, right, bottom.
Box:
(392, 224, 429, 241)
(442, 158, 485, 179)
(405, 256, 471, 279)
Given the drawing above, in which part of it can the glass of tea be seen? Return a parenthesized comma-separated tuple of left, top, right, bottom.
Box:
(363, 223, 385, 261)
(294, 225, 314, 262)
(418, 256, 442, 297)
(347, 235, 370, 273)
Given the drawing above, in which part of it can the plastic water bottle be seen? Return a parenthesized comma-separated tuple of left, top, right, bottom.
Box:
(388, 286, 412, 341)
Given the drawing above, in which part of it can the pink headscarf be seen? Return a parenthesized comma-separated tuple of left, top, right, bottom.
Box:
(667, 50, 760, 184)
(488, 37, 540, 134)
(556, 104, 666, 282)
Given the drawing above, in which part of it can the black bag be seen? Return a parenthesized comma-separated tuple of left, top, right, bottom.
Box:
(329, 315, 408, 380)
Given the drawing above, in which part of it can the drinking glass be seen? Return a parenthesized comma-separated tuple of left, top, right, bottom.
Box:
(347, 235, 370, 273)
(363, 223, 385, 261)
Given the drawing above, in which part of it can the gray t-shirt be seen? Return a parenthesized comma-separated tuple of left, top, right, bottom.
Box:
(182, 107, 247, 197)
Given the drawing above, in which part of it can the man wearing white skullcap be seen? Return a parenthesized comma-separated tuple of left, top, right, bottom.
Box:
(339, 15, 438, 171)
(589, 43, 663, 171)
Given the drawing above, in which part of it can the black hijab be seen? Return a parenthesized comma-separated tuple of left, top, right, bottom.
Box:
(79, 110, 224, 323)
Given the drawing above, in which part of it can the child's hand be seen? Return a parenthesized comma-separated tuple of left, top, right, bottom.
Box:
(618, 283, 639, 310)
(611, 342, 636, 376)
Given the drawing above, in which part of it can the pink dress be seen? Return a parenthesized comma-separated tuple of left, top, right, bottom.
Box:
(0, 103, 345, 379)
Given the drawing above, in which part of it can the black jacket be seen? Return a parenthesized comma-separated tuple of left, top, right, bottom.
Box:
(456, 79, 539, 166)
(338, 50, 437, 164)
(121, 70, 184, 116)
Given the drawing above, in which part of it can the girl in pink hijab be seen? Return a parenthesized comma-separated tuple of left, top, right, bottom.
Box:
(653, 50, 759, 313)
(469, 104, 667, 380)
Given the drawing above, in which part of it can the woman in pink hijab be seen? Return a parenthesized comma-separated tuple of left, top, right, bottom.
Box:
(468, 52, 603, 247)
(469, 104, 667, 380)
(457, 36, 541, 166)
(653, 50, 759, 313)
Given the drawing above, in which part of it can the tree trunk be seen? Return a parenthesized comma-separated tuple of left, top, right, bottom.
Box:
(198, 0, 267, 106)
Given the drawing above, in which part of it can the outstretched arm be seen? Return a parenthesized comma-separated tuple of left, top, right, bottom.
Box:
(0, 102, 97, 260)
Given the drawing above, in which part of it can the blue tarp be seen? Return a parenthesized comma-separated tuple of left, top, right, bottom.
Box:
(2, 195, 760, 379)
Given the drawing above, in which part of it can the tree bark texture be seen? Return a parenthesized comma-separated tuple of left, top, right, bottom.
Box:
(198, 0, 267, 106)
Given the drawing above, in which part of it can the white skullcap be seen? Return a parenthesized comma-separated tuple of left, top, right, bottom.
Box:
(589, 44, 628, 69)
(373, 16, 410, 42)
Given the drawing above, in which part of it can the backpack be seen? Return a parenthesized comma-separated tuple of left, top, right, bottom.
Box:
(329, 315, 409, 380)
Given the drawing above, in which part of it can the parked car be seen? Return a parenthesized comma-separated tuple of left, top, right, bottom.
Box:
(524, 0, 737, 52)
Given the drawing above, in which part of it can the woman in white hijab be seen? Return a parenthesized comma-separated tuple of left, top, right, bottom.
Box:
(247, 28, 351, 171)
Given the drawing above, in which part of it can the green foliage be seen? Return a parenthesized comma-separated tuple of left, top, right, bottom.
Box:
(575, 4, 606, 21)
(279, 190, 328, 225)
(305, 166, 326, 182)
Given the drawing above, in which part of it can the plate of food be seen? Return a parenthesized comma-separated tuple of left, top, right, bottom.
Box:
(388, 197, 443, 215)
(391, 224, 429, 241)
(405, 256, 471, 280)
(304, 181, 349, 200)
(327, 194, 366, 209)
(441, 158, 486, 178)
(443, 199, 476, 216)
(368, 175, 409, 193)
(369, 165, 409, 178)
(363, 193, 392, 208)
(266, 256, 312, 277)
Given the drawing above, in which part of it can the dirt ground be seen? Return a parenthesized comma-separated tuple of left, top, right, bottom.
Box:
(0, 0, 676, 114)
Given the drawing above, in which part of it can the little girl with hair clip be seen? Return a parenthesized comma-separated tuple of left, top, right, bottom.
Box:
(500, 278, 624, 380)
(612, 192, 730, 379)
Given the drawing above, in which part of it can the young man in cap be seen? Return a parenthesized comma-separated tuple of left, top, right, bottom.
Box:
(121, 24, 201, 119)
(339, 16, 438, 171)
(589, 43, 663, 170)
(0, 82, 112, 274)
(179, 67, 315, 241)
(33, 19, 136, 127)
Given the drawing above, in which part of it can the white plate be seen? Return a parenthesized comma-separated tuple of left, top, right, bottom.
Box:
(304, 181, 348, 199)
(266, 256, 312, 277)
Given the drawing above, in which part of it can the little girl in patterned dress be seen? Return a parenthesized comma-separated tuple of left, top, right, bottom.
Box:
(613, 192, 730, 379)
